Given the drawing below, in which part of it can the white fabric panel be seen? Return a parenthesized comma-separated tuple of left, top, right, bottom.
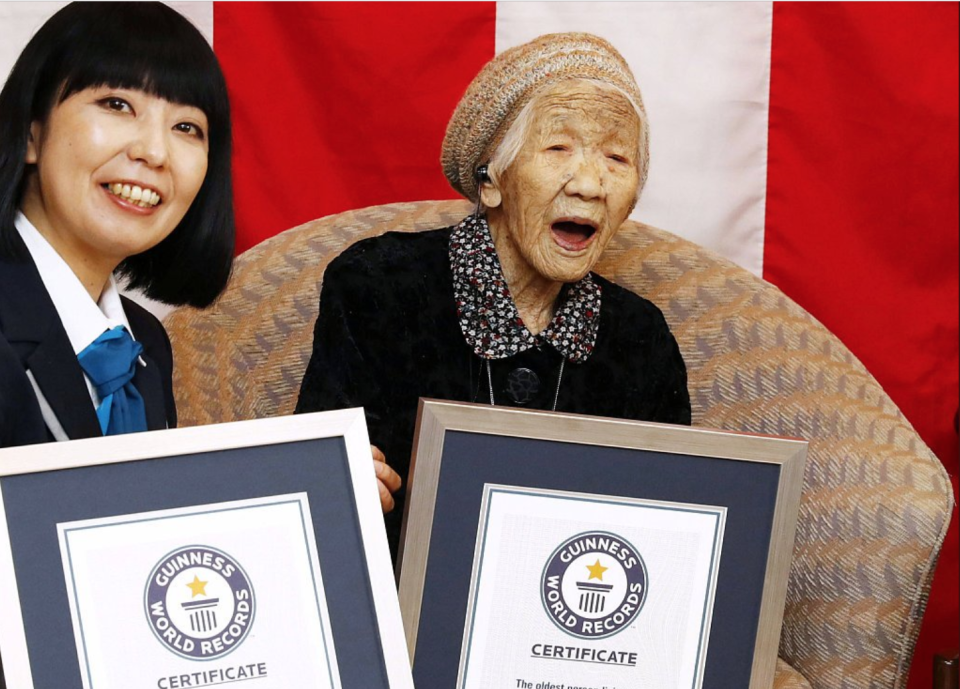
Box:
(496, 2, 773, 275)
(0, 2, 214, 93)
(0, 2, 66, 86)
(164, 2, 215, 43)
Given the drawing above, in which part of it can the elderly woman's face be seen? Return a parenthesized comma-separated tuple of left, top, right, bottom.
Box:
(487, 80, 640, 284)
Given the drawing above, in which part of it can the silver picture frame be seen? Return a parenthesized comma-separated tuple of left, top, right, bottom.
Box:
(398, 400, 807, 689)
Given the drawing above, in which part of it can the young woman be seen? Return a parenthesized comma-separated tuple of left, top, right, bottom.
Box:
(0, 3, 235, 448)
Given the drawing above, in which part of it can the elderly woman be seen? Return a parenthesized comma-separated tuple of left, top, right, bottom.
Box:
(296, 33, 690, 557)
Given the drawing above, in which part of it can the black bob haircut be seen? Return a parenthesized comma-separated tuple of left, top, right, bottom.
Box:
(0, 2, 234, 307)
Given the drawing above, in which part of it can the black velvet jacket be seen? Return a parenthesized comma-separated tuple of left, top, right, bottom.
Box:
(296, 224, 691, 557)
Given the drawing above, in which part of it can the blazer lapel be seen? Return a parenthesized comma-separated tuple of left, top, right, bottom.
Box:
(0, 252, 102, 441)
(134, 353, 167, 431)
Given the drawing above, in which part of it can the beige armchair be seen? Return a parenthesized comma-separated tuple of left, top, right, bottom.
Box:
(164, 199, 953, 689)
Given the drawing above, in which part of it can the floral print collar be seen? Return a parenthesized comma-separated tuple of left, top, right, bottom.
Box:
(449, 214, 601, 363)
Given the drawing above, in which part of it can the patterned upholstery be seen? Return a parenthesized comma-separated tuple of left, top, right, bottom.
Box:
(777, 658, 814, 689)
(165, 199, 953, 689)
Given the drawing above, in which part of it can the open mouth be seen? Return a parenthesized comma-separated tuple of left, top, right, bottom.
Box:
(103, 183, 162, 209)
(551, 219, 598, 251)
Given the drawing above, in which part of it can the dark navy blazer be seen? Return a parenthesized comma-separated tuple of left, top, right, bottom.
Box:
(0, 234, 178, 686)
(0, 235, 176, 449)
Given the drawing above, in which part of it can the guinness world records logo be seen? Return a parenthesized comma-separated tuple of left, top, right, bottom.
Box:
(145, 545, 255, 660)
(541, 531, 648, 639)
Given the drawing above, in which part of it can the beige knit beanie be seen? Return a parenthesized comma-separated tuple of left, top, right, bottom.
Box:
(441, 32, 647, 202)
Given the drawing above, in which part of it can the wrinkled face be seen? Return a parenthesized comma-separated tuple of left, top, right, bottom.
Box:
(484, 80, 641, 285)
(22, 86, 209, 272)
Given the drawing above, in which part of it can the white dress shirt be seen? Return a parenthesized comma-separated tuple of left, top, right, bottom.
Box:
(15, 211, 137, 408)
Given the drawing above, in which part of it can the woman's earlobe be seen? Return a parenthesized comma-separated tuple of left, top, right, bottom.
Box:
(25, 122, 41, 164)
(479, 182, 502, 209)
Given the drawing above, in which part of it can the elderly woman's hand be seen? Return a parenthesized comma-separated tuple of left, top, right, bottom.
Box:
(372, 445, 402, 513)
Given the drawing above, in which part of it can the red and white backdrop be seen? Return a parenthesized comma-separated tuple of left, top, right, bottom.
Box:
(2, 2, 957, 683)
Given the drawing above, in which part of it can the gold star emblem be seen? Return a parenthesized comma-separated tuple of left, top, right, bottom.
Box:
(186, 574, 208, 598)
(586, 559, 609, 581)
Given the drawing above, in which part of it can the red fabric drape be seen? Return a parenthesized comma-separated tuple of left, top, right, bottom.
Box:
(765, 5, 959, 685)
(214, 2, 495, 254)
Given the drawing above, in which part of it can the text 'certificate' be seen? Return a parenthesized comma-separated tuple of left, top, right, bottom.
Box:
(458, 486, 726, 689)
(58, 494, 341, 689)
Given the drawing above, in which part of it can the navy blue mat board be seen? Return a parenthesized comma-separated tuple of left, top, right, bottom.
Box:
(0, 438, 388, 689)
(412, 430, 780, 688)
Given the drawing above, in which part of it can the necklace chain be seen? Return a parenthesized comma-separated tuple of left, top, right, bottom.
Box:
(485, 359, 565, 412)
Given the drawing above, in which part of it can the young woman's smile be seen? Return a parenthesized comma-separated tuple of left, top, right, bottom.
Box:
(103, 181, 163, 210)
(20, 86, 209, 296)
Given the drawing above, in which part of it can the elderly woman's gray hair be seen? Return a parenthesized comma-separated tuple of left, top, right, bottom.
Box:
(441, 32, 650, 203)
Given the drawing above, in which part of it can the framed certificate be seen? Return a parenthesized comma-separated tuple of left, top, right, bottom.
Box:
(0, 410, 414, 689)
(398, 400, 807, 689)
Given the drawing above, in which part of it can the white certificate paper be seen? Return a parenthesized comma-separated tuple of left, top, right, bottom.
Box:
(57, 494, 341, 689)
(458, 486, 726, 689)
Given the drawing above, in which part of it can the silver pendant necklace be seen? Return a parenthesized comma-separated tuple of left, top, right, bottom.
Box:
(485, 358, 565, 412)
(473, 173, 566, 413)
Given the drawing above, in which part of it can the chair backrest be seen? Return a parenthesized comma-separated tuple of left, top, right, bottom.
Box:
(165, 199, 952, 689)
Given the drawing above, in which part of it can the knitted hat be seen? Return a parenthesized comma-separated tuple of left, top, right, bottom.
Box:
(441, 32, 647, 202)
